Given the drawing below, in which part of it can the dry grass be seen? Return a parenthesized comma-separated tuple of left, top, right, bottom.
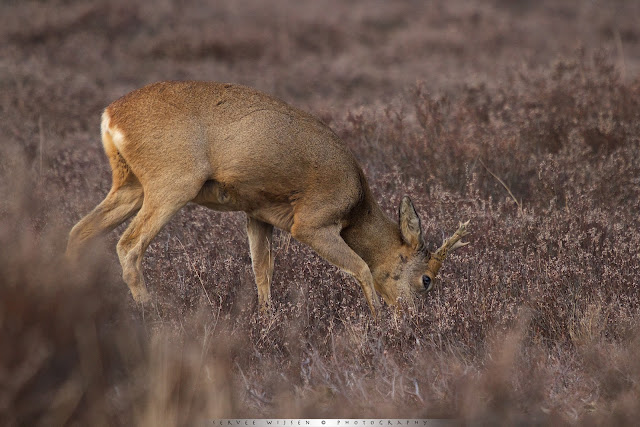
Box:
(1, 0, 640, 425)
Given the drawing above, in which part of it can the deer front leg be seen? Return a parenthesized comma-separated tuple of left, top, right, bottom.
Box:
(246, 216, 275, 312)
(291, 223, 381, 316)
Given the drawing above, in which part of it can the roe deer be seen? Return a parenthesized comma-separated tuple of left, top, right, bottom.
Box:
(66, 81, 469, 315)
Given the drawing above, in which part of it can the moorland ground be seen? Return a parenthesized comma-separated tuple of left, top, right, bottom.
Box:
(1, 0, 640, 425)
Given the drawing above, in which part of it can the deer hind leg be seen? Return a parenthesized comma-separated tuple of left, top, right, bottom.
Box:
(246, 216, 275, 312)
(116, 183, 200, 303)
(291, 223, 380, 316)
(66, 181, 143, 258)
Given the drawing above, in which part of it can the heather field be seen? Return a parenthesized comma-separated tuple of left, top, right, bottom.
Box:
(1, 0, 640, 425)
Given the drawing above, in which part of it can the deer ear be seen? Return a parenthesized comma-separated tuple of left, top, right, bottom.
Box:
(399, 196, 425, 251)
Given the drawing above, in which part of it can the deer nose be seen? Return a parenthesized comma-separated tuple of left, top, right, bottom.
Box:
(422, 275, 432, 291)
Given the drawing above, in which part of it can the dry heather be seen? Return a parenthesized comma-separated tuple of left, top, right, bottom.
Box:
(1, 0, 640, 425)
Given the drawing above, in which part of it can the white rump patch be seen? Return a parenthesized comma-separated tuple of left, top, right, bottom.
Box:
(101, 110, 125, 151)
(100, 110, 111, 137)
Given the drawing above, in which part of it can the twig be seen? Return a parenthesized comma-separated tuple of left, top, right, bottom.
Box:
(391, 372, 396, 400)
(614, 29, 626, 82)
(408, 379, 425, 403)
(176, 238, 214, 307)
(478, 157, 522, 210)
(255, 311, 281, 347)
(235, 361, 250, 388)
(281, 232, 292, 253)
(235, 361, 271, 406)
(38, 115, 44, 182)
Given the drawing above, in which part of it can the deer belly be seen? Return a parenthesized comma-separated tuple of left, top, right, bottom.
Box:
(193, 179, 295, 231)
(192, 179, 240, 211)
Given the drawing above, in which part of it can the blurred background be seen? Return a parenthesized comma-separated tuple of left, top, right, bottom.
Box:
(1, 0, 639, 424)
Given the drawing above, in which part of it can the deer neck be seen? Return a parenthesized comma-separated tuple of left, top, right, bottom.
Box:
(341, 195, 403, 271)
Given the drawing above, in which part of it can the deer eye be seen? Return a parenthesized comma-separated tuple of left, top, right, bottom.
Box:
(422, 275, 432, 291)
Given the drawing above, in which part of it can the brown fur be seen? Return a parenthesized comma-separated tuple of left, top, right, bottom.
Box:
(67, 81, 441, 314)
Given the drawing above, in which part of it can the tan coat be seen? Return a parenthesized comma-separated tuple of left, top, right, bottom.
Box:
(67, 81, 469, 315)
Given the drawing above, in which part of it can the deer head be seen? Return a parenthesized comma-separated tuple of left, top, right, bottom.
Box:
(370, 196, 470, 305)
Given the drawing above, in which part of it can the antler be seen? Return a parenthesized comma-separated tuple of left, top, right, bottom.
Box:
(426, 220, 470, 281)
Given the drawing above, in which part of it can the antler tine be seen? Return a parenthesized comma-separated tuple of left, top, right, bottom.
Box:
(433, 220, 471, 260)
(425, 220, 470, 284)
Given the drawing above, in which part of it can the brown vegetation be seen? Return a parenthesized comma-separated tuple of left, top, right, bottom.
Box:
(1, 0, 639, 425)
